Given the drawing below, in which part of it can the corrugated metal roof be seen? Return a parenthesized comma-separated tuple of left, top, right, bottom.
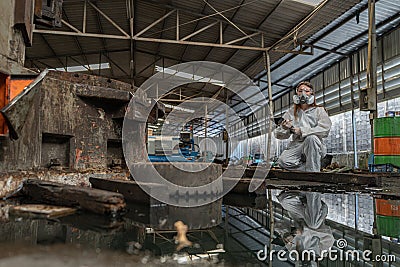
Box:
(27, 0, 362, 80)
(24, 0, 400, 128)
(231, 0, 278, 29)
(267, 0, 400, 90)
(209, 0, 400, 127)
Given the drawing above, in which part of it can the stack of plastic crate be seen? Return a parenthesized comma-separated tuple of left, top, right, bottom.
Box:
(375, 198, 400, 238)
(371, 115, 400, 172)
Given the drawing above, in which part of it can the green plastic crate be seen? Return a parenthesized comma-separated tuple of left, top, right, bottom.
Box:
(374, 117, 400, 137)
(374, 155, 400, 166)
(376, 215, 400, 238)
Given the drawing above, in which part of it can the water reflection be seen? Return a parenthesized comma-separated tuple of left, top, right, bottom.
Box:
(0, 200, 259, 266)
(275, 191, 334, 266)
(2, 189, 400, 266)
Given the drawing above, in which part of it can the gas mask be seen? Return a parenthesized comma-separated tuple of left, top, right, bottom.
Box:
(293, 91, 315, 105)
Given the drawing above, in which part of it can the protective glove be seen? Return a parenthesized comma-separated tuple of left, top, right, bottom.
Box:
(281, 119, 293, 130)
(290, 127, 302, 136)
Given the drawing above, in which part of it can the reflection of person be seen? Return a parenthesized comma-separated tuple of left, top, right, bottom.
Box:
(274, 81, 332, 172)
(276, 191, 334, 266)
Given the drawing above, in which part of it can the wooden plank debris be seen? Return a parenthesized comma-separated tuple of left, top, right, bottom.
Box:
(89, 177, 166, 204)
(89, 169, 400, 203)
(269, 169, 376, 185)
(241, 168, 379, 186)
(9, 204, 76, 218)
(22, 179, 126, 215)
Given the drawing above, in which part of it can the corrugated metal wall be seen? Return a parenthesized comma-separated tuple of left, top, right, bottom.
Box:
(271, 26, 400, 117)
(227, 27, 400, 161)
(229, 27, 400, 140)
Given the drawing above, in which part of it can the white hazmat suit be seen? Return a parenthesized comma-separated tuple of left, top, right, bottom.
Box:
(274, 106, 332, 172)
(276, 191, 335, 267)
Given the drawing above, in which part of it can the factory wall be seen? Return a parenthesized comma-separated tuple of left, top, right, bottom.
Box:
(228, 27, 400, 167)
(272, 27, 400, 118)
(229, 97, 400, 168)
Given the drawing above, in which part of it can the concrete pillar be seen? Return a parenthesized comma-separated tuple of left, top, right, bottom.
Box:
(0, 0, 32, 75)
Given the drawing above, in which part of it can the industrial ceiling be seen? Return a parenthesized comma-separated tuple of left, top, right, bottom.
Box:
(25, 0, 400, 134)
(26, 1, 360, 88)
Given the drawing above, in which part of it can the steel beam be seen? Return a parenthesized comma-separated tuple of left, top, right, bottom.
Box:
(202, 0, 257, 46)
(134, 10, 175, 38)
(62, 8, 92, 74)
(225, 32, 260, 45)
(212, 12, 400, 129)
(33, 29, 269, 51)
(268, 0, 330, 52)
(180, 22, 218, 41)
(82, 0, 87, 33)
(143, 0, 281, 39)
(87, 0, 129, 37)
(253, 0, 378, 82)
(61, 19, 81, 33)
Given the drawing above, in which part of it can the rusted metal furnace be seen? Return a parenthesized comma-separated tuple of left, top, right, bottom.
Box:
(0, 70, 222, 230)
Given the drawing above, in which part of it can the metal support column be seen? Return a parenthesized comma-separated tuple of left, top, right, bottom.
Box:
(128, 0, 136, 86)
(349, 56, 358, 169)
(266, 52, 273, 170)
(267, 189, 274, 267)
(360, 0, 378, 152)
(225, 88, 229, 165)
(372, 196, 383, 267)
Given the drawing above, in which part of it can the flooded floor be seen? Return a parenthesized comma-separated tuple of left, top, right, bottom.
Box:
(1, 190, 400, 267)
(0, 199, 262, 267)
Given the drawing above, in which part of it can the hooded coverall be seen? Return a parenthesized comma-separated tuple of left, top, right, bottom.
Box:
(274, 106, 332, 172)
(276, 191, 335, 267)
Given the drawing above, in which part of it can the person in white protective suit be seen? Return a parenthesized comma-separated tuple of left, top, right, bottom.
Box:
(276, 191, 335, 267)
(274, 81, 332, 172)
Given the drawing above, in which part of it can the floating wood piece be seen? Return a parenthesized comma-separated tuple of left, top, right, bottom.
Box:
(268, 169, 378, 186)
(324, 166, 353, 173)
(237, 168, 378, 186)
(22, 179, 126, 215)
(89, 176, 166, 204)
(224, 167, 396, 195)
(10, 204, 76, 218)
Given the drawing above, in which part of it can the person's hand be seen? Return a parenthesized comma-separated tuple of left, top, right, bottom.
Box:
(281, 119, 292, 130)
(283, 234, 294, 245)
(291, 127, 302, 136)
